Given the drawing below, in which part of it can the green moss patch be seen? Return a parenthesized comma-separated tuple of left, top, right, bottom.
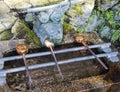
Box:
(72, 4, 84, 15)
(0, 30, 13, 40)
(63, 22, 74, 33)
(14, 20, 41, 46)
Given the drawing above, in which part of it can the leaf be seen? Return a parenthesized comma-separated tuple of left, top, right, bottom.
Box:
(111, 29, 120, 41)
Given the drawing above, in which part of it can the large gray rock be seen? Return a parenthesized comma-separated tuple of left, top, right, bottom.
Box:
(0, 31, 13, 41)
(11, 19, 41, 45)
(0, 14, 17, 30)
(0, 14, 17, 41)
(11, 20, 21, 34)
(0, 1, 17, 33)
(11, 19, 28, 39)
(0, 1, 10, 15)
(112, 4, 120, 21)
(100, 0, 119, 11)
(33, 21, 63, 45)
(0, 39, 25, 53)
(4, 0, 31, 9)
(66, 0, 95, 27)
(0, 23, 5, 33)
(84, 14, 105, 32)
(100, 26, 111, 40)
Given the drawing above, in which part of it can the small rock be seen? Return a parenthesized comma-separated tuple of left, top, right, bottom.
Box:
(0, 14, 17, 30)
(67, 0, 95, 27)
(11, 19, 27, 38)
(100, 26, 111, 40)
(84, 14, 105, 32)
(112, 3, 120, 12)
(111, 29, 116, 35)
(111, 4, 120, 22)
(11, 20, 21, 34)
(25, 13, 34, 23)
(100, 0, 119, 10)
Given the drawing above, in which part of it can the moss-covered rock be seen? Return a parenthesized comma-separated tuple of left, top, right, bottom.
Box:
(0, 25, 6, 33)
(72, 3, 84, 15)
(63, 22, 74, 33)
(0, 30, 13, 40)
(65, 0, 95, 27)
(81, 0, 120, 41)
(11, 19, 41, 46)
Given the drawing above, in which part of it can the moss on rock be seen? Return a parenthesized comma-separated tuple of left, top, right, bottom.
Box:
(22, 21, 41, 46)
(63, 22, 74, 33)
(11, 19, 41, 46)
(72, 3, 84, 15)
(0, 30, 13, 40)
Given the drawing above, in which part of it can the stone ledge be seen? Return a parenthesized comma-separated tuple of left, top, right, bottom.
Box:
(0, 39, 25, 53)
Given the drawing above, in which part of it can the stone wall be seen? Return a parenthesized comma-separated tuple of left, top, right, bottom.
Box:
(0, 0, 119, 53)
(79, 0, 120, 41)
(0, 0, 95, 44)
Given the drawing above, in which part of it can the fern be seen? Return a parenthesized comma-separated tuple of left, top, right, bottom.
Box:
(111, 29, 120, 41)
(105, 11, 116, 28)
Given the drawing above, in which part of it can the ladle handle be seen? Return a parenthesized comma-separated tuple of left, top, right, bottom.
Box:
(16, 44, 34, 92)
(49, 46, 64, 80)
(85, 45, 108, 70)
(23, 54, 35, 92)
(74, 35, 108, 70)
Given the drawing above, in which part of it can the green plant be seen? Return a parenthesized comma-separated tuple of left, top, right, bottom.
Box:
(104, 11, 116, 28)
(117, 10, 120, 16)
(77, 27, 84, 33)
(111, 29, 120, 41)
(104, 10, 120, 41)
